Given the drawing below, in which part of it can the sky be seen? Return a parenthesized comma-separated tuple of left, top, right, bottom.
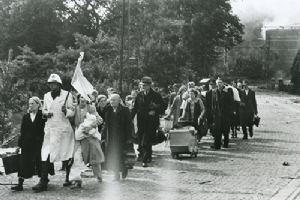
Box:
(230, 0, 300, 27)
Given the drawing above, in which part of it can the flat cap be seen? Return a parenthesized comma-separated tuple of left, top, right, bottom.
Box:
(141, 76, 152, 84)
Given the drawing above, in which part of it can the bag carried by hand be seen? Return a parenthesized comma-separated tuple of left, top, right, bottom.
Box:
(152, 128, 167, 145)
(253, 115, 260, 127)
(2, 154, 20, 175)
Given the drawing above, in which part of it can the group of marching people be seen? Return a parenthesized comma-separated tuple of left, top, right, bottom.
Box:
(11, 74, 165, 192)
(10, 71, 258, 193)
(165, 78, 258, 150)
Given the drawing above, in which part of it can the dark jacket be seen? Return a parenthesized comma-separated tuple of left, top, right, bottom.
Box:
(205, 90, 214, 127)
(131, 88, 165, 146)
(206, 88, 234, 129)
(239, 89, 257, 126)
(18, 110, 54, 178)
(104, 105, 133, 171)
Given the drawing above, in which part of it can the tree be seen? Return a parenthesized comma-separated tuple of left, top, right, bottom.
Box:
(0, 0, 66, 57)
(61, 0, 112, 47)
(102, 0, 244, 81)
(177, 0, 244, 76)
(0, 0, 112, 58)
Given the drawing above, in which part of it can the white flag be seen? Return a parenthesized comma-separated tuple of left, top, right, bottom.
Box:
(71, 52, 94, 101)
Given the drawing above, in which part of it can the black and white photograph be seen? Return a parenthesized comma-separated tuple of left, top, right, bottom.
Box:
(0, 0, 300, 199)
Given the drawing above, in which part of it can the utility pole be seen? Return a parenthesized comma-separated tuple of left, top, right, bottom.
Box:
(119, 0, 126, 94)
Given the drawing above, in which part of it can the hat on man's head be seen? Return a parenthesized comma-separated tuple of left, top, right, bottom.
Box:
(141, 76, 152, 85)
(242, 79, 249, 85)
(47, 73, 62, 84)
(209, 78, 216, 85)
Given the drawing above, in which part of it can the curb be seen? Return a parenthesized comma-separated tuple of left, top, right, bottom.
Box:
(271, 172, 300, 200)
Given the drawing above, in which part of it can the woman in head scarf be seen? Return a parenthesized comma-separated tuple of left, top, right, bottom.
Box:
(11, 97, 54, 191)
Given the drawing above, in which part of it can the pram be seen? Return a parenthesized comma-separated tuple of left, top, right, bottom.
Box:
(168, 121, 199, 159)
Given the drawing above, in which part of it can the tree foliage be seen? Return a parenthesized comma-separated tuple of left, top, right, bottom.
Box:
(0, 0, 244, 139)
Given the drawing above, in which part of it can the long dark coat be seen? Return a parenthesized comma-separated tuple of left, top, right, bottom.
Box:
(18, 110, 54, 178)
(132, 88, 165, 146)
(104, 105, 133, 172)
(239, 89, 258, 126)
(205, 90, 214, 127)
(206, 88, 234, 131)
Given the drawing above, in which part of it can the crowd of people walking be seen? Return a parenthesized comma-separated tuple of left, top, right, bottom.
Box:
(10, 73, 258, 193)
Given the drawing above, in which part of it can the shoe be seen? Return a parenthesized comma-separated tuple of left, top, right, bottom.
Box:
(63, 181, 72, 187)
(142, 163, 148, 168)
(122, 168, 128, 179)
(70, 180, 82, 189)
(242, 137, 248, 140)
(249, 132, 253, 138)
(11, 185, 23, 191)
(32, 182, 47, 193)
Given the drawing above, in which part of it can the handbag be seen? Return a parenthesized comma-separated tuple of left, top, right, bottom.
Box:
(253, 115, 260, 127)
(2, 154, 20, 175)
(152, 128, 167, 145)
(199, 118, 208, 137)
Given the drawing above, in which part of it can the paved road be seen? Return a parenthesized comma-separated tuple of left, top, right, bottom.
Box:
(1, 90, 300, 200)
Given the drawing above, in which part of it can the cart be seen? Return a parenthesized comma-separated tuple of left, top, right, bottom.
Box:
(169, 125, 198, 159)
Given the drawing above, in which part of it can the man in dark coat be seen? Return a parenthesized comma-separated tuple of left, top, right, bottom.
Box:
(207, 78, 234, 149)
(239, 80, 258, 139)
(104, 94, 133, 180)
(206, 79, 217, 136)
(132, 76, 165, 167)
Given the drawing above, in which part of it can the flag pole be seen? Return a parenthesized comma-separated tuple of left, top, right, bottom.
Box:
(64, 52, 84, 106)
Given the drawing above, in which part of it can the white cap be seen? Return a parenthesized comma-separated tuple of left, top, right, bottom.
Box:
(47, 73, 62, 84)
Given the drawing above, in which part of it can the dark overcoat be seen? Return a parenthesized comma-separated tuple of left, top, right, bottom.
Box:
(239, 89, 258, 126)
(207, 88, 234, 132)
(132, 88, 165, 146)
(18, 110, 54, 178)
(104, 105, 133, 171)
(205, 90, 214, 127)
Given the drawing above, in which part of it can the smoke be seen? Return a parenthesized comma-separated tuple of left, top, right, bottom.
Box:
(231, 0, 300, 26)
(230, 0, 300, 39)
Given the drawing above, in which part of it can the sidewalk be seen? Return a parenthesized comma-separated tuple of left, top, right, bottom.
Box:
(1, 91, 300, 200)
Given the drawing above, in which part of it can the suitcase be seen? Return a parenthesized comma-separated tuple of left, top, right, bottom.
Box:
(169, 126, 198, 159)
(2, 154, 20, 175)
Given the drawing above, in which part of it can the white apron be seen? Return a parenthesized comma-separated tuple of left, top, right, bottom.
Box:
(41, 89, 75, 163)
